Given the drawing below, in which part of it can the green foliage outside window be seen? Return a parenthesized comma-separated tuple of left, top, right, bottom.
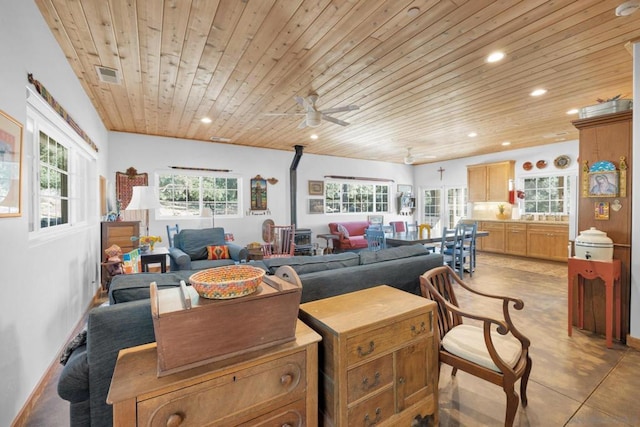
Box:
(325, 181, 389, 214)
(158, 174, 239, 217)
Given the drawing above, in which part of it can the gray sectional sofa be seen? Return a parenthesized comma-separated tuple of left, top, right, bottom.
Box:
(58, 244, 442, 427)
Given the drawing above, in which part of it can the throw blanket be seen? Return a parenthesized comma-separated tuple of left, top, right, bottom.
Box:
(59, 329, 86, 365)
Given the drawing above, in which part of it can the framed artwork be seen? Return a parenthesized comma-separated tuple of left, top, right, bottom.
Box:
(251, 175, 268, 210)
(582, 159, 626, 198)
(0, 109, 23, 217)
(594, 202, 609, 220)
(368, 214, 384, 225)
(308, 180, 324, 195)
(308, 198, 324, 214)
(397, 184, 412, 195)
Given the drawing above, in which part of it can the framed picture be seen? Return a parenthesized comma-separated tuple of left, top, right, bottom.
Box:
(594, 202, 609, 220)
(0, 109, 23, 217)
(367, 214, 384, 225)
(308, 198, 324, 214)
(251, 175, 268, 210)
(397, 184, 412, 195)
(308, 180, 324, 195)
(588, 171, 618, 197)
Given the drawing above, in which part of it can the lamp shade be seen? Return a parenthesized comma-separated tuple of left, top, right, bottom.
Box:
(126, 186, 161, 210)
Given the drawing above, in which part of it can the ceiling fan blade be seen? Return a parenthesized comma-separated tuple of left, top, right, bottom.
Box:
(322, 115, 349, 126)
(297, 118, 308, 129)
(319, 105, 359, 114)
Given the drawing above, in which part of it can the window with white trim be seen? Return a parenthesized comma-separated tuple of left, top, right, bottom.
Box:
(157, 173, 240, 217)
(325, 180, 390, 214)
(27, 91, 97, 234)
(522, 174, 571, 215)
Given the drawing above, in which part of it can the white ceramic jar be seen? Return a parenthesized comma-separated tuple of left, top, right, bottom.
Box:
(574, 227, 613, 260)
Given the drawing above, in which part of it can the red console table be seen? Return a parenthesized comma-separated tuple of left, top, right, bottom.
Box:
(567, 257, 621, 348)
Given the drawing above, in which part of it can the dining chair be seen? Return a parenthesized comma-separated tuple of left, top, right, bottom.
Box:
(262, 224, 296, 258)
(365, 228, 386, 251)
(457, 222, 478, 276)
(439, 227, 465, 278)
(165, 224, 180, 247)
(406, 221, 418, 233)
(420, 266, 532, 427)
(389, 221, 407, 233)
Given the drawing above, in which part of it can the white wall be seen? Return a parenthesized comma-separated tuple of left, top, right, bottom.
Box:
(108, 132, 415, 247)
(0, 1, 108, 424)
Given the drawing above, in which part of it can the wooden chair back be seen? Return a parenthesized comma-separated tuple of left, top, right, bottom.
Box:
(389, 221, 407, 233)
(262, 224, 296, 258)
(166, 224, 180, 247)
(365, 228, 386, 251)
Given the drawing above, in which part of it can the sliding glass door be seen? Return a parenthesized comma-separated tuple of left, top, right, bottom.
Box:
(420, 186, 468, 234)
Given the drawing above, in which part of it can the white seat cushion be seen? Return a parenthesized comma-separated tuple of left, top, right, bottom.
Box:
(442, 324, 522, 372)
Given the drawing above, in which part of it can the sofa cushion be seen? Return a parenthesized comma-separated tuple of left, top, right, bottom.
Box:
(262, 252, 360, 275)
(359, 244, 430, 265)
(190, 259, 237, 270)
(207, 245, 230, 260)
(57, 344, 89, 403)
(175, 228, 226, 260)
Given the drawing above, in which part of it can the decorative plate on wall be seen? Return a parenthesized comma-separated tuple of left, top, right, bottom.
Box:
(536, 160, 547, 169)
(554, 155, 571, 169)
(522, 161, 533, 171)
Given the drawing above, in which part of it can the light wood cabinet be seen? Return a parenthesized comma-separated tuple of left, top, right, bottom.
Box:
(101, 221, 139, 289)
(107, 321, 321, 427)
(299, 285, 438, 426)
(467, 161, 515, 202)
(526, 224, 569, 262)
(478, 221, 506, 253)
(505, 223, 527, 256)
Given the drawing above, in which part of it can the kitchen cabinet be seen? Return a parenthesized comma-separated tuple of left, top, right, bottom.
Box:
(299, 285, 438, 426)
(505, 223, 527, 256)
(467, 161, 515, 202)
(526, 224, 569, 262)
(478, 221, 505, 253)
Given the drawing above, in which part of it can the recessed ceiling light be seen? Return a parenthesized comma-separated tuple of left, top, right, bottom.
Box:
(468, 132, 477, 137)
(209, 136, 230, 142)
(566, 108, 579, 115)
(310, 134, 318, 140)
(201, 117, 212, 123)
(407, 7, 420, 17)
(501, 141, 511, 146)
(530, 88, 547, 97)
(486, 51, 505, 63)
(616, 1, 640, 16)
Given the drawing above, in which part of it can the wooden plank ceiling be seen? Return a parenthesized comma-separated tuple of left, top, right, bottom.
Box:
(35, 0, 640, 165)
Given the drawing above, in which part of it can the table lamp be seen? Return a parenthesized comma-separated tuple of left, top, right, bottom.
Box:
(126, 186, 161, 236)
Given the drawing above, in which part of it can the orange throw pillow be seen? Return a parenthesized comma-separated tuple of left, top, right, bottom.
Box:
(207, 245, 230, 260)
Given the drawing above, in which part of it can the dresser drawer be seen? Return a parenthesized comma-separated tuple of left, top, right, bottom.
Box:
(246, 398, 306, 427)
(347, 353, 393, 403)
(137, 351, 306, 426)
(347, 388, 395, 426)
(346, 313, 432, 365)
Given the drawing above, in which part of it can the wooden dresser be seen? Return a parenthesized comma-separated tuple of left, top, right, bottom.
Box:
(107, 320, 321, 426)
(101, 221, 140, 258)
(298, 285, 438, 426)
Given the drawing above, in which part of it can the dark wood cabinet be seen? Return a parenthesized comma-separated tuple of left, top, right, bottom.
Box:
(572, 111, 632, 343)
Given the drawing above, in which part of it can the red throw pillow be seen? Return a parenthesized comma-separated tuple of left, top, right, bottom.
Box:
(207, 245, 230, 260)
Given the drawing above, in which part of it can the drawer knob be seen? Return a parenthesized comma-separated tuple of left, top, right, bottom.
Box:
(280, 373, 293, 386)
(364, 407, 382, 426)
(361, 372, 381, 390)
(357, 341, 375, 357)
(411, 321, 426, 335)
(166, 413, 184, 427)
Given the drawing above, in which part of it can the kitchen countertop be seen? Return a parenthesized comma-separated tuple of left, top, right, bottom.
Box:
(468, 218, 570, 225)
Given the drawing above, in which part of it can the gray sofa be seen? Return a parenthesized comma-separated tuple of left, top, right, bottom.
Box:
(168, 227, 248, 271)
(58, 245, 442, 426)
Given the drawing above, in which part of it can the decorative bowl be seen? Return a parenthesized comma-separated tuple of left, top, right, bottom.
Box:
(189, 265, 265, 299)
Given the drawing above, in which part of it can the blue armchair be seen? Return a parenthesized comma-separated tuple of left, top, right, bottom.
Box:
(168, 227, 248, 271)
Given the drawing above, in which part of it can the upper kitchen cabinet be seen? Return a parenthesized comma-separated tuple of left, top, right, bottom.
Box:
(467, 161, 515, 202)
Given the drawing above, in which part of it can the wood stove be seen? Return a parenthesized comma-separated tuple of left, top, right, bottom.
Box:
(294, 228, 312, 255)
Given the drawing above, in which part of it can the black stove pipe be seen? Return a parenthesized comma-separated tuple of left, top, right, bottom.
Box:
(290, 145, 304, 226)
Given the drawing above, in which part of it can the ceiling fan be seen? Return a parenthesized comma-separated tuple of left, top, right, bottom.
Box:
(403, 147, 436, 165)
(267, 93, 359, 128)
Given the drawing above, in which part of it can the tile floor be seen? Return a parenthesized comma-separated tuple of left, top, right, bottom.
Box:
(20, 253, 640, 426)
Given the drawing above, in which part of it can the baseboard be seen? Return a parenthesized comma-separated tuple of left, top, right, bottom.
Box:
(626, 334, 640, 351)
(11, 285, 102, 427)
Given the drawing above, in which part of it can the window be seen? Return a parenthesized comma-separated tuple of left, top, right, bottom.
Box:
(325, 181, 390, 214)
(27, 89, 97, 234)
(446, 187, 467, 228)
(39, 131, 68, 227)
(523, 175, 570, 215)
(158, 173, 240, 217)
(421, 186, 467, 233)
